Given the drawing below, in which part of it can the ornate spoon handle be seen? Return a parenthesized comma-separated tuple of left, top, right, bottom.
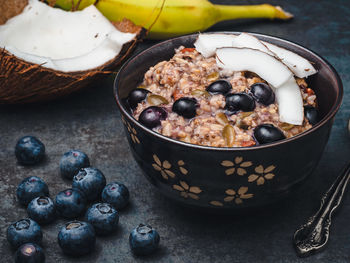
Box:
(293, 161, 350, 257)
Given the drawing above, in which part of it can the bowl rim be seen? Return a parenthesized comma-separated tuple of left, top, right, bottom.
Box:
(114, 31, 343, 152)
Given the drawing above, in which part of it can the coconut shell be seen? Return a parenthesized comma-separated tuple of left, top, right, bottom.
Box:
(0, 1, 146, 104)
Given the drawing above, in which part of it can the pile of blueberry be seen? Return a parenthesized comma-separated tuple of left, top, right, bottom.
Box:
(8, 136, 160, 262)
(128, 80, 318, 145)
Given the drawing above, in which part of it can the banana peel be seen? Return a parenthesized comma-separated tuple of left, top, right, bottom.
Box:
(50, 0, 293, 39)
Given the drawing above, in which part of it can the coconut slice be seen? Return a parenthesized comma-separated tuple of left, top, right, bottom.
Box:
(216, 47, 293, 88)
(262, 42, 317, 78)
(194, 33, 236, 58)
(194, 32, 317, 78)
(0, 0, 145, 103)
(231, 33, 274, 56)
(274, 77, 304, 125)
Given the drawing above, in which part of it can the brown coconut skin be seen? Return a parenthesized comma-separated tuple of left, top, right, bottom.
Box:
(0, 0, 146, 104)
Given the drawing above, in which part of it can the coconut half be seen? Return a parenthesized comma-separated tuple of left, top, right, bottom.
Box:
(0, 0, 145, 103)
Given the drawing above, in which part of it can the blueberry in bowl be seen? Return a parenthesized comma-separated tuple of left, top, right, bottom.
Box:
(7, 218, 42, 249)
(15, 136, 45, 165)
(27, 196, 56, 225)
(14, 243, 45, 263)
(72, 167, 106, 202)
(60, 150, 90, 180)
(58, 221, 96, 257)
(101, 182, 129, 210)
(129, 224, 160, 256)
(114, 32, 343, 212)
(85, 203, 119, 236)
(16, 176, 49, 206)
(55, 188, 86, 218)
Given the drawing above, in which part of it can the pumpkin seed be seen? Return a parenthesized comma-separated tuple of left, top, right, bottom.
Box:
(239, 111, 254, 118)
(207, 72, 219, 82)
(280, 122, 295, 131)
(191, 89, 210, 98)
(237, 120, 249, 130)
(222, 124, 235, 147)
(215, 112, 229, 125)
(147, 94, 169, 106)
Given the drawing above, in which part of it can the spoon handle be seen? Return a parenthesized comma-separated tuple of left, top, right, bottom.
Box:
(293, 161, 350, 257)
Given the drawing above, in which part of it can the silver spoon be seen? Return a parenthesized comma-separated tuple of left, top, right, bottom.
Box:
(293, 159, 350, 257)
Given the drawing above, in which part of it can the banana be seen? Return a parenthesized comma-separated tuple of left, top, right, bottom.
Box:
(51, 0, 293, 39)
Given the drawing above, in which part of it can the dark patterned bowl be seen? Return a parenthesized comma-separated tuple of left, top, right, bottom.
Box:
(114, 32, 343, 212)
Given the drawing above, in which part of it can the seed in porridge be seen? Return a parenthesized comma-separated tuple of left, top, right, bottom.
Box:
(127, 89, 150, 109)
(254, 124, 286, 144)
(206, 80, 232, 95)
(139, 106, 167, 129)
(304, 105, 318, 125)
(215, 112, 229, 125)
(172, 97, 198, 119)
(225, 93, 255, 113)
(250, 82, 275, 106)
(222, 124, 235, 147)
(191, 89, 210, 98)
(147, 94, 169, 106)
(280, 122, 295, 131)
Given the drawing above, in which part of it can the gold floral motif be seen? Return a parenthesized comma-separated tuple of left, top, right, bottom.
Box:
(210, 201, 224, 207)
(177, 160, 188, 175)
(224, 186, 253, 204)
(221, 157, 252, 176)
(152, 155, 175, 180)
(121, 115, 126, 125)
(125, 122, 140, 144)
(248, 165, 276, 186)
(173, 181, 202, 200)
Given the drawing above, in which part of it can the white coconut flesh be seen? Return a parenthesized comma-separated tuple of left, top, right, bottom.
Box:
(274, 78, 304, 125)
(193, 33, 236, 58)
(216, 47, 293, 88)
(262, 42, 317, 78)
(0, 0, 136, 72)
(231, 32, 274, 56)
(194, 33, 317, 78)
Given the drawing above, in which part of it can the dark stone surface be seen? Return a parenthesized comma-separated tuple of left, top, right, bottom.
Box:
(1, 0, 349, 262)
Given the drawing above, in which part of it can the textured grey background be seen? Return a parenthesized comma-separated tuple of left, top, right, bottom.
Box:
(1, 0, 350, 262)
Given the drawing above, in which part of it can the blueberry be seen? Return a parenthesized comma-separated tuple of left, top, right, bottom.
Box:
(7, 219, 42, 249)
(254, 124, 286, 144)
(250, 82, 275, 106)
(139, 106, 167, 129)
(225, 93, 256, 113)
(58, 221, 96, 256)
(85, 203, 119, 236)
(27, 196, 56, 225)
(16, 176, 49, 206)
(129, 224, 160, 256)
(172, 97, 198, 119)
(14, 243, 45, 263)
(72, 168, 106, 202)
(128, 88, 150, 109)
(101, 182, 129, 210)
(206, 80, 232, 95)
(15, 136, 45, 165)
(55, 189, 86, 218)
(304, 105, 318, 125)
(60, 150, 90, 180)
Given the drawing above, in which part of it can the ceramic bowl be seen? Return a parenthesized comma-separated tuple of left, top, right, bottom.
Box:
(114, 32, 343, 212)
